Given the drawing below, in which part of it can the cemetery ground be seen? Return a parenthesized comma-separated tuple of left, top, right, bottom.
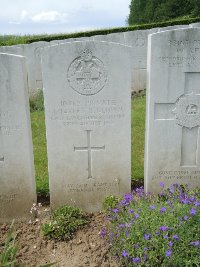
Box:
(1, 93, 199, 266)
(0, 94, 145, 267)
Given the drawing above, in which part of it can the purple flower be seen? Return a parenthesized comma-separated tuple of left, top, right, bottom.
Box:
(134, 213, 139, 219)
(184, 215, 188, 221)
(181, 198, 189, 204)
(160, 207, 167, 213)
(125, 223, 131, 228)
(119, 224, 125, 229)
(160, 182, 165, 187)
(122, 250, 129, 257)
(159, 226, 168, 231)
(155, 231, 160, 235)
(99, 227, 107, 238)
(194, 201, 200, 207)
(190, 208, 196, 216)
(190, 241, 200, 247)
(172, 235, 179, 240)
(150, 205, 155, 210)
(144, 247, 148, 251)
(144, 234, 152, 240)
(134, 244, 139, 249)
(132, 257, 140, 263)
(189, 196, 195, 202)
(128, 209, 134, 213)
(166, 250, 172, 257)
(113, 208, 119, 213)
(169, 185, 174, 193)
(164, 235, 168, 239)
(126, 230, 129, 237)
(169, 241, 173, 247)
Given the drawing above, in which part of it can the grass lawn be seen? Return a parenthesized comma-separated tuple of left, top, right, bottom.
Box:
(31, 96, 146, 195)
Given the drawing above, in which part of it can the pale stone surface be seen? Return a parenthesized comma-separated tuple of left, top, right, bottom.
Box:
(145, 28, 200, 193)
(0, 45, 23, 55)
(190, 23, 200, 28)
(17, 41, 49, 96)
(124, 30, 149, 93)
(42, 41, 131, 211)
(0, 53, 36, 222)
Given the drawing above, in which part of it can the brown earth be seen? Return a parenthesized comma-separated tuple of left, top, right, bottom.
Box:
(0, 204, 120, 267)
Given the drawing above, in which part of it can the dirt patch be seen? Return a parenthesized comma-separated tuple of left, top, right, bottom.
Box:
(0, 205, 119, 267)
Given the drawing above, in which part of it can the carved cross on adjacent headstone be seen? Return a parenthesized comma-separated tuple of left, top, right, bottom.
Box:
(0, 126, 4, 162)
(154, 72, 200, 167)
(74, 130, 105, 179)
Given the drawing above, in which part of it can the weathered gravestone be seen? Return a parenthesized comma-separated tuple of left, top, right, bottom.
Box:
(42, 41, 131, 211)
(0, 53, 36, 222)
(94, 31, 148, 93)
(17, 41, 48, 96)
(145, 28, 200, 193)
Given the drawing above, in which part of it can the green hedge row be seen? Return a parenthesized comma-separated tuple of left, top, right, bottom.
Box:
(1, 16, 200, 46)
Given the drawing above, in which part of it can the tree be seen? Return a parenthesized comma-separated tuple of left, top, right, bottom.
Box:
(128, 0, 199, 25)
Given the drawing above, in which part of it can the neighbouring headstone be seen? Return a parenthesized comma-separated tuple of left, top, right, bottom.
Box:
(94, 31, 148, 93)
(189, 23, 200, 28)
(145, 28, 200, 193)
(42, 41, 131, 211)
(0, 53, 36, 222)
(0, 45, 23, 56)
(124, 30, 149, 93)
(18, 41, 49, 96)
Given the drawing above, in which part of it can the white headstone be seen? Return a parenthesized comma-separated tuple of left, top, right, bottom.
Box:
(0, 53, 36, 222)
(42, 41, 131, 211)
(145, 28, 200, 193)
(124, 30, 149, 93)
(0, 45, 23, 55)
(94, 31, 147, 93)
(190, 23, 200, 28)
(18, 41, 49, 96)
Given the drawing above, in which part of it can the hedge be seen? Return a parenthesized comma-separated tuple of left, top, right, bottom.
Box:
(0, 16, 200, 46)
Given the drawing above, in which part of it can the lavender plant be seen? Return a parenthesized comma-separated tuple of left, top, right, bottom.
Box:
(101, 183, 200, 266)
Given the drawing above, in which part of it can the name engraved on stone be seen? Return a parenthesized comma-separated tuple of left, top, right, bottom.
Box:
(155, 72, 200, 167)
(74, 130, 105, 179)
(67, 49, 107, 96)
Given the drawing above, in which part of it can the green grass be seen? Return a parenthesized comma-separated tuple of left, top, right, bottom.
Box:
(31, 111, 49, 196)
(31, 96, 146, 195)
(132, 96, 146, 179)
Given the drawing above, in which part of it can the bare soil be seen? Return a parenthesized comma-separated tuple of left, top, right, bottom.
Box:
(0, 204, 120, 267)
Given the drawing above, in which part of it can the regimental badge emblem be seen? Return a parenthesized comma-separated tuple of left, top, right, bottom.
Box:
(67, 49, 107, 96)
(173, 93, 200, 128)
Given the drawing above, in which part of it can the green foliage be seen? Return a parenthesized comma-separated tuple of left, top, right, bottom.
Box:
(103, 185, 200, 266)
(42, 205, 88, 241)
(29, 90, 44, 112)
(1, 17, 200, 46)
(103, 195, 119, 211)
(0, 221, 17, 267)
(128, 0, 200, 25)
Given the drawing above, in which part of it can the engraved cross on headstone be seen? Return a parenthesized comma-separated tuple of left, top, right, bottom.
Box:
(74, 130, 105, 179)
(0, 126, 4, 162)
(154, 72, 200, 167)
